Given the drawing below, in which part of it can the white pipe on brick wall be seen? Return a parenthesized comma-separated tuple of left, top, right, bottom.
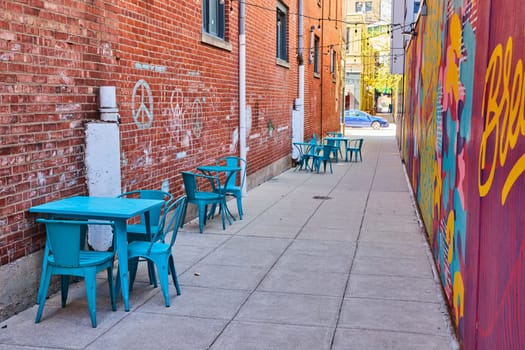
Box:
(298, 0, 304, 139)
(297, 0, 304, 101)
(239, 0, 247, 195)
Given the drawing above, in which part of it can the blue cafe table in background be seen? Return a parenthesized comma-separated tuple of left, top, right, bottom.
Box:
(197, 164, 241, 222)
(29, 196, 164, 312)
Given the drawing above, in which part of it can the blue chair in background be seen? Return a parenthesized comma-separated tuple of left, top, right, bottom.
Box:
(324, 138, 342, 162)
(35, 219, 116, 328)
(312, 144, 334, 173)
(216, 156, 247, 219)
(117, 189, 173, 289)
(346, 138, 364, 162)
(181, 171, 227, 233)
(118, 196, 187, 307)
(302, 138, 319, 172)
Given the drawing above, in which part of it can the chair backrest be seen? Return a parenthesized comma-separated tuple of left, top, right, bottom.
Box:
(118, 190, 173, 227)
(317, 144, 332, 158)
(36, 219, 113, 267)
(306, 138, 318, 156)
(181, 172, 198, 200)
(216, 156, 246, 190)
(325, 138, 340, 148)
(349, 138, 364, 149)
(150, 195, 187, 251)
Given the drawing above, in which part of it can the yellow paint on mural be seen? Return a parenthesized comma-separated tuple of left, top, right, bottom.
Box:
(453, 271, 464, 327)
(444, 15, 462, 103)
(478, 36, 525, 205)
(446, 211, 455, 264)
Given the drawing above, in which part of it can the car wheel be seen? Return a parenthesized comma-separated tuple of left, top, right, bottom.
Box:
(371, 121, 380, 130)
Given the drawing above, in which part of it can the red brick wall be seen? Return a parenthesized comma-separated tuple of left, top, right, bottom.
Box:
(0, 1, 120, 265)
(1, 0, 337, 267)
(304, 0, 343, 137)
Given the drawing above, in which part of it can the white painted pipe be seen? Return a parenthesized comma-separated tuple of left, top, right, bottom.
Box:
(239, 1, 247, 195)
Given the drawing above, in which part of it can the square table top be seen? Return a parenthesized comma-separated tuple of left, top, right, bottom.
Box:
(29, 196, 164, 219)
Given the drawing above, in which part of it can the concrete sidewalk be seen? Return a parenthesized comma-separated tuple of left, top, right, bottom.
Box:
(0, 133, 459, 350)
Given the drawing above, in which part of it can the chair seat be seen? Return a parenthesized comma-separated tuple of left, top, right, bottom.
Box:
(48, 251, 114, 267)
(194, 192, 223, 201)
(128, 241, 170, 255)
(218, 185, 241, 193)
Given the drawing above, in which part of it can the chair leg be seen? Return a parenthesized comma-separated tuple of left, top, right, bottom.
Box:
(147, 260, 157, 288)
(60, 275, 70, 307)
(107, 267, 117, 311)
(84, 272, 98, 328)
(220, 200, 227, 229)
(236, 196, 243, 220)
(35, 267, 53, 324)
(209, 203, 218, 219)
(168, 255, 181, 295)
(128, 257, 139, 291)
(198, 204, 206, 233)
(36, 245, 50, 304)
(180, 203, 188, 228)
(156, 260, 171, 307)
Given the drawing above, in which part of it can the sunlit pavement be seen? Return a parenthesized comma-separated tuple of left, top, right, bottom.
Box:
(0, 129, 459, 350)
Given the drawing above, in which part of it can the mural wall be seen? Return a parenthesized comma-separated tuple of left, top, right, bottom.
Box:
(402, 0, 525, 349)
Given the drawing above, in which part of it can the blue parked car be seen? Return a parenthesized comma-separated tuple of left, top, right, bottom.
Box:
(344, 110, 389, 129)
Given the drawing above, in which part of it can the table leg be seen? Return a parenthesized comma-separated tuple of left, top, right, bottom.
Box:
(114, 219, 130, 311)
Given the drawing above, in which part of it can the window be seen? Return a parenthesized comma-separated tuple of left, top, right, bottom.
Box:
(276, 1, 288, 61)
(355, 1, 363, 12)
(365, 1, 373, 13)
(203, 0, 225, 39)
(330, 45, 336, 75)
(313, 35, 320, 74)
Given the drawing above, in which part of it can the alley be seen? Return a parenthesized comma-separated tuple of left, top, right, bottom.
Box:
(0, 132, 458, 350)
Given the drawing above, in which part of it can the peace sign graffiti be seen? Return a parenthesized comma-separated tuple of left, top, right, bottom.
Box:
(132, 79, 154, 129)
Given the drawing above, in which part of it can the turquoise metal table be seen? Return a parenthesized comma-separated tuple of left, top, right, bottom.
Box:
(293, 141, 316, 171)
(29, 196, 164, 312)
(197, 164, 241, 222)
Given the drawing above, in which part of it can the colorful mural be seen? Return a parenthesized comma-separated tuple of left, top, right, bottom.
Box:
(402, 0, 525, 349)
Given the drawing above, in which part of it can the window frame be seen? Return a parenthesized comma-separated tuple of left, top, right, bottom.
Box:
(202, 0, 225, 39)
(313, 34, 320, 76)
(365, 1, 373, 13)
(276, 1, 288, 63)
(355, 1, 363, 13)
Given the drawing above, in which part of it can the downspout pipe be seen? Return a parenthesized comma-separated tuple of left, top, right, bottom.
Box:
(239, 0, 247, 195)
(297, 0, 304, 141)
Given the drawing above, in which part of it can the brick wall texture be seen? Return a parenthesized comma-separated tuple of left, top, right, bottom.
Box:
(0, 0, 342, 269)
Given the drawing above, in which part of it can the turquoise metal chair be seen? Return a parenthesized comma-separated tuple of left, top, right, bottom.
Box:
(346, 138, 364, 162)
(324, 138, 342, 162)
(35, 219, 116, 328)
(312, 144, 334, 173)
(117, 189, 173, 289)
(117, 196, 187, 307)
(216, 156, 247, 219)
(181, 171, 227, 233)
(302, 138, 319, 172)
